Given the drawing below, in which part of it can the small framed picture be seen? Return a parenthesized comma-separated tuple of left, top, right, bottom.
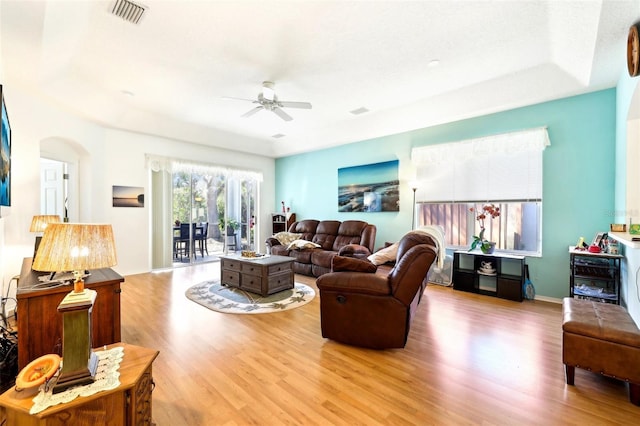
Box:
(592, 232, 607, 248)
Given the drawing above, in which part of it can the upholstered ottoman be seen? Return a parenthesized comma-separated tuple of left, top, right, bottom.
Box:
(562, 297, 640, 405)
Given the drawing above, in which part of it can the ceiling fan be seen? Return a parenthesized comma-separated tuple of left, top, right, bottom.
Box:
(225, 81, 312, 121)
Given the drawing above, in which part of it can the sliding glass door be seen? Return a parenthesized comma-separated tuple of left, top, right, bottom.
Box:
(149, 157, 261, 269)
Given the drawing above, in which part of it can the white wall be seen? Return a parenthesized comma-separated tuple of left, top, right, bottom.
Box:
(0, 86, 275, 310)
(627, 117, 640, 220)
(620, 245, 640, 324)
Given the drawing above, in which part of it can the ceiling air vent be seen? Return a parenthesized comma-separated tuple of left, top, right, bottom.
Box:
(111, 0, 146, 24)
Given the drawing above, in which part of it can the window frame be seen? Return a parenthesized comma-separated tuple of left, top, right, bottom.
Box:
(416, 200, 542, 256)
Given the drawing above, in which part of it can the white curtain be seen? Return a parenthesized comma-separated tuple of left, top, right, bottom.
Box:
(150, 169, 173, 269)
(411, 127, 550, 202)
(145, 155, 263, 182)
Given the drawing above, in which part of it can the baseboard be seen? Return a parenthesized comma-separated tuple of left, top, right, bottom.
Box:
(1, 307, 16, 327)
(534, 295, 562, 304)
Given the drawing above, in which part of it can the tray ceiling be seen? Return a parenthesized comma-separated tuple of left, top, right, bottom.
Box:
(1, 0, 638, 157)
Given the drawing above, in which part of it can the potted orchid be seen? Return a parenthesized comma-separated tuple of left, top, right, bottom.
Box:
(469, 203, 500, 254)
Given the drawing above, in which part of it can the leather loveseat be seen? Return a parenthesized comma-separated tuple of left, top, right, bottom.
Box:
(265, 219, 377, 277)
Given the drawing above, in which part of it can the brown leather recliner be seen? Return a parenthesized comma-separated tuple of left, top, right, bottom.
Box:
(316, 231, 438, 349)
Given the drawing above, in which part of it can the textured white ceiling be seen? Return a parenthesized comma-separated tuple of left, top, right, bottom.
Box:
(1, 0, 639, 158)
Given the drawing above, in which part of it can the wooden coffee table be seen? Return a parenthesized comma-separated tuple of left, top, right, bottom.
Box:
(219, 254, 294, 296)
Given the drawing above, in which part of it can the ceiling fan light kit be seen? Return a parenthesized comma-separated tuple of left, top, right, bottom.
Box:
(261, 81, 275, 101)
(232, 81, 312, 122)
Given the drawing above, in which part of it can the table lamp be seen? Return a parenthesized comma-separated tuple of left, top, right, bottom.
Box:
(31, 223, 117, 393)
(29, 215, 61, 265)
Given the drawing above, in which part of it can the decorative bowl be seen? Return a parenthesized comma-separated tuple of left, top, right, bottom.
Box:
(15, 353, 61, 394)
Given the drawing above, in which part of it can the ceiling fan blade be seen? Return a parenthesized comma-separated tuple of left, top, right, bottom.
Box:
(223, 96, 256, 102)
(241, 106, 264, 118)
(278, 101, 312, 109)
(272, 107, 293, 121)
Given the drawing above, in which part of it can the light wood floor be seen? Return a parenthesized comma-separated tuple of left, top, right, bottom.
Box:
(121, 262, 640, 425)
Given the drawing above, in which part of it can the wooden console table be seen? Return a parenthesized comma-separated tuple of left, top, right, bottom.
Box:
(0, 343, 159, 426)
(17, 257, 124, 370)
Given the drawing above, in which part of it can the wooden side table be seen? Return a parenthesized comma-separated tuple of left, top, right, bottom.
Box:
(0, 343, 159, 426)
(17, 257, 124, 370)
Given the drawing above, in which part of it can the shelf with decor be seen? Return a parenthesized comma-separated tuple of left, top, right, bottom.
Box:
(569, 246, 621, 304)
(272, 212, 296, 234)
(453, 251, 525, 302)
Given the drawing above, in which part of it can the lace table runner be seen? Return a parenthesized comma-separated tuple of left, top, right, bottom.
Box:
(30, 346, 124, 415)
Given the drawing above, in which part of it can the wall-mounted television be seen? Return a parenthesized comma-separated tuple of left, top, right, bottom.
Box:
(0, 84, 11, 207)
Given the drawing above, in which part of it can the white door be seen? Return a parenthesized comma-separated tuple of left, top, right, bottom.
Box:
(40, 159, 65, 218)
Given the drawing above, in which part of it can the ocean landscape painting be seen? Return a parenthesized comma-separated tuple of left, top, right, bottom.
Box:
(1, 88, 11, 207)
(338, 160, 399, 212)
(113, 185, 144, 208)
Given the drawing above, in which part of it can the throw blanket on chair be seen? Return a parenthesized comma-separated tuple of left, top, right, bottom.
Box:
(413, 225, 446, 269)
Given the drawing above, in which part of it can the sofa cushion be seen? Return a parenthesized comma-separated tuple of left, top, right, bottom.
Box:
(289, 220, 320, 241)
(332, 256, 377, 273)
(311, 250, 338, 269)
(288, 249, 313, 264)
(312, 221, 341, 250)
(332, 221, 369, 251)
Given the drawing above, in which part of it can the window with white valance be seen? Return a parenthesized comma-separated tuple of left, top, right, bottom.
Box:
(411, 127, 550, 255)
(411, 127, 550, 202)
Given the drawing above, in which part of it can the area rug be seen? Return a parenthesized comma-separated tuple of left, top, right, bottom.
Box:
(185, 281, 315, 314)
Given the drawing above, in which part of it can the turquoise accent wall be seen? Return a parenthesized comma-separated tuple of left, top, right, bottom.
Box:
(276, 89, 616, 300)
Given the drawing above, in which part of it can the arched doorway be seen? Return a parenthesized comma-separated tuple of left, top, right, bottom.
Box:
(39, 137, 88, 222)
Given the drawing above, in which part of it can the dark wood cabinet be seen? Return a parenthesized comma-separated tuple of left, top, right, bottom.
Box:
(453, 251, 525, 302)
(16, 258, 124, 370)
(272, 213, 296, 234)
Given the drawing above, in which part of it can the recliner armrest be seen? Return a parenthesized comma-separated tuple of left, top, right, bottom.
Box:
(337, 244, 372, 259)
(265, 237, 281, 247)
(331, 256, 377, 273)
(316, 272, 391, 297)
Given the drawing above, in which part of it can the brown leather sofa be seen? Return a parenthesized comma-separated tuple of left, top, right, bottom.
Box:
(316, 231, 438, 349)
(265, 219, 377, 277)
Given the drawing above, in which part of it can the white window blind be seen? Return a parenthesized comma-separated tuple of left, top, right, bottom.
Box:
(411, 127, 550, 202)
